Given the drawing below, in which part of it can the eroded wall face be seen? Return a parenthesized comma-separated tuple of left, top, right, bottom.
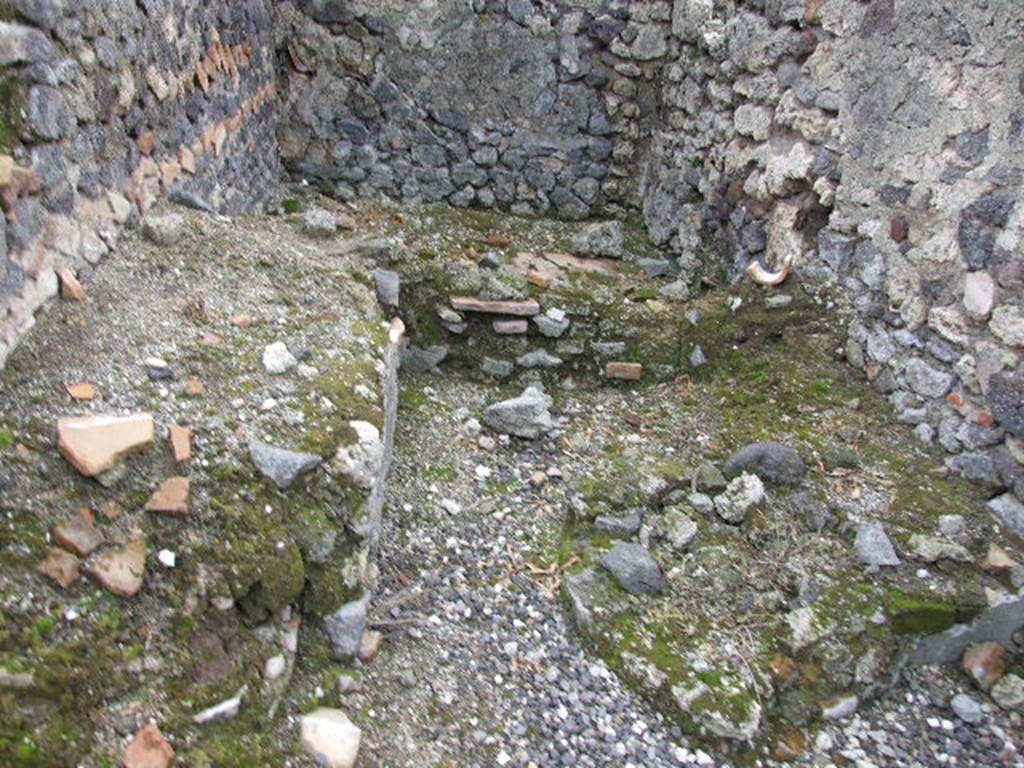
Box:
(275, 0, 671, 218)
(0, 0, 280, 366)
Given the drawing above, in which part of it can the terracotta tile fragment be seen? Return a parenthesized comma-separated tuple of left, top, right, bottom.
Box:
(37, 547, 81, 589)
(88, 539, 146, 597)
(53, 512, 105, 557)
(605, 362, 643, 381)
(123, 723, 175, 768)
(65, 382, 97, 401)
(449, 296, 540, 316)
(58, 268, 88, 301)
(168, 425, 192, 463)
(144, 477, 190, 515)
(57, 414, 155, 477)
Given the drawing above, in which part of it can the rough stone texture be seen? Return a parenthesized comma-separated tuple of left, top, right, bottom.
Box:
(276, 2, 628, 219)
(324, 591, 372, 660)
(713, 472, 765, 524)
(854, 521, 901, 568)
(250, 440, 322, 489)
(909, 597, 1024, 666)
(723, 442, 806, 485)
(482, 387, 554, 439)
(1, 3, 1023, 505)
(599, 542, 664, 596)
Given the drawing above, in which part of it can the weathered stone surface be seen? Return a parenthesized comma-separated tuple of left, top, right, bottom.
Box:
(672, 678, 762, 741)
(950, 693, 983, 725)
(663, 507, 698, 551)
(324, 592, 371, 660)
(909, 597, 1024, 667)
(250, 441, 322, 489)
(714, 473, 765, 523)
(142, 214, 184, 247)
(854, 521, 901, 567)
(482, 387, 553, 439)
(300, 708, 362, 768)
(262, 342, 297, 375)
(144, 476, 190, 515)
(594, 513, 641, 538)
(88, 539, 146, 597)
(907, 534, 971, 563)
(333, 421, 383, 490)
(404, 344, 449, 372)
(303, 207, 337, 237)
(516, 349, 562, 369)
(599, 542, 663, 596)
(0, 21, 55, 65)
(963, 272, 995, 319)
(903, 357, 953, 398)
(57, 414, 155, 477)
(572, 221, 625, 259)
(723, 442, 805, 485)
(990, 305, 1024, 347)
(123, 723, 175, 768)
(373, 269, 400, 307)
(481, 357, 514, 378)
(562, 568, 609, 636)
(991, 674, 1024, 713)
(533, 311, 570, 338)
(988, 372, 1024, 439)
(988, 493, 1024, 538)
(821, 695, 859, 721)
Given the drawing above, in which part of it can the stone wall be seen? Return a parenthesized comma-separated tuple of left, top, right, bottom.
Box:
(0, 0, 281, 368)
(275, 0, 676, 218)
(643, 0, 1023, 500)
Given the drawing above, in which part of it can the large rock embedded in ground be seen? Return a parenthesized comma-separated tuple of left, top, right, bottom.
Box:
(483, 386, 554, 439)
(599, 542, 664, 596)
(723, 441, 806, 485)
(300, 708, 362, 768)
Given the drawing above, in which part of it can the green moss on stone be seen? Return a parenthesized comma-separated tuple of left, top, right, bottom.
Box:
(885, 590, 958, 635)
(0, 70, 25, 153)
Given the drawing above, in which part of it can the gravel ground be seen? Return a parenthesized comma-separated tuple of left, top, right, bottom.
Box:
(340, 376, 1024, 768)
(345, 379, 697, 768)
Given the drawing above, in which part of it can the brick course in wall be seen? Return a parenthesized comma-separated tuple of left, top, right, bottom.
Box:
(0, 0, 280, 367)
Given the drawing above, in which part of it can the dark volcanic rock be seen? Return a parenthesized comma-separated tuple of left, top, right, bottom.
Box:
(723, 441, 806, 485)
